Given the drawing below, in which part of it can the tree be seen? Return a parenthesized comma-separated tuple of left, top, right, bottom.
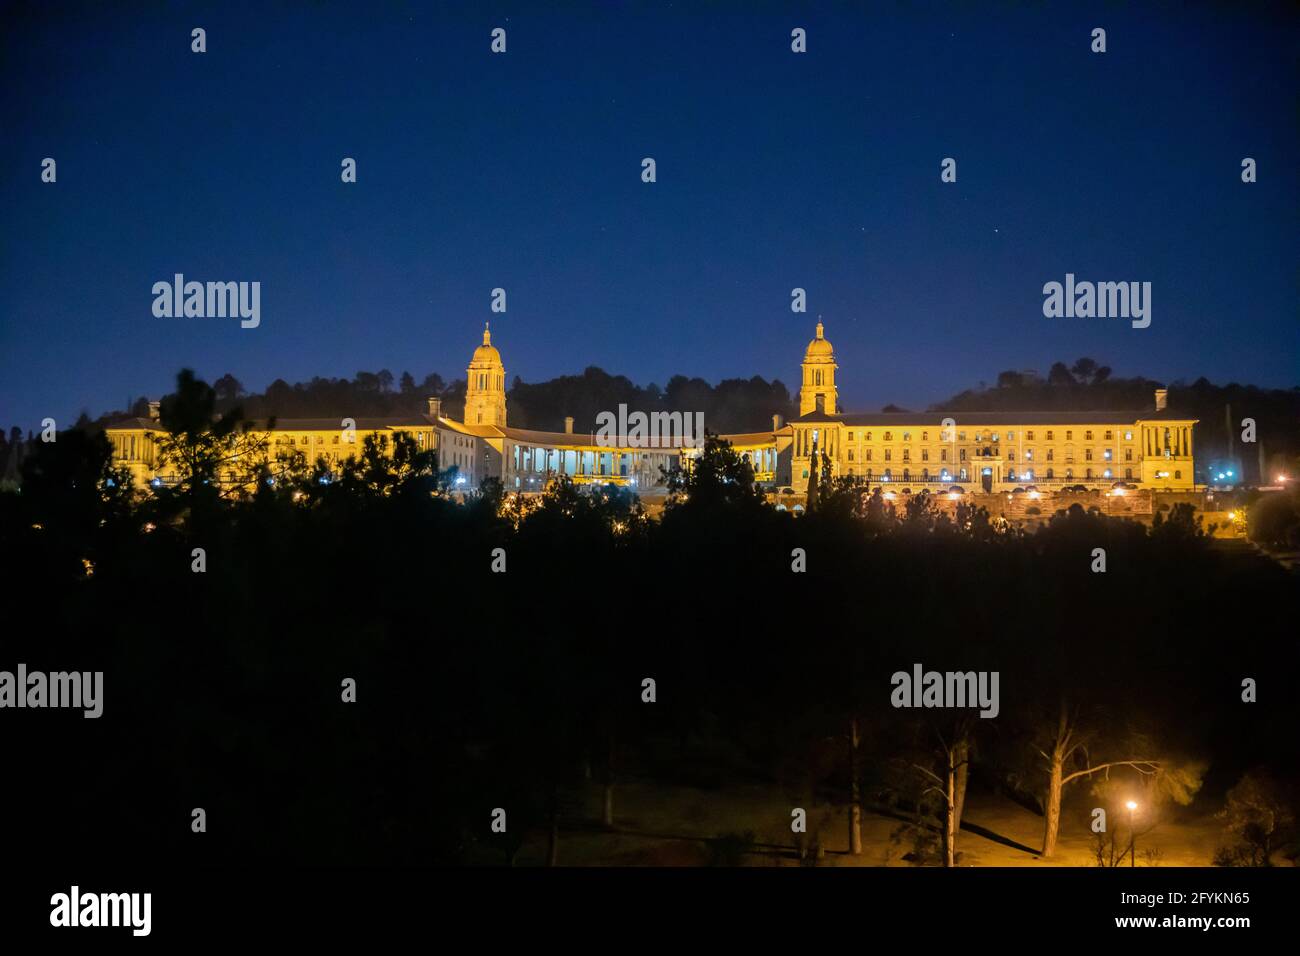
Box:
(153, 369, 270, 508)
(663, 434, 765, 513)
(1030, 701, 1200, 857)
(1213, 769, 1295, 866)
(997, 370, 1025, 389)
(1048, 362, 1077, 387)
(1070, 358, 1099, 384)
(213, 373, 244, 403)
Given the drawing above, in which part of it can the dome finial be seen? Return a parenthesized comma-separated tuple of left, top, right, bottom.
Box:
(815, 318, 824, 339)
(483, 321, 491, 346)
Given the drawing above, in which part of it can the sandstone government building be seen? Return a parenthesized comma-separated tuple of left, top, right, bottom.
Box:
(106, 323, 1199, 506)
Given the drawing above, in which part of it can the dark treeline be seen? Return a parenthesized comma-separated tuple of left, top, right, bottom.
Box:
(93, 366, 797, 436)
(2, 377, 1297, 867)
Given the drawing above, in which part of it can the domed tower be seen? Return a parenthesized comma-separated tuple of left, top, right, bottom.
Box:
(464, 322, 507, 427)
(799, 321, 838, 416)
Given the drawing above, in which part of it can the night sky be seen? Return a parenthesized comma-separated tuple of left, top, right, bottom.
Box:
(2, 1, 1296, 431)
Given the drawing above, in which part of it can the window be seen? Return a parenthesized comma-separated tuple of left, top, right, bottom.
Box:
(921, 449, 929, 461)
(941, 449, 948, 462)
(903, 432, 911, 442)
(865, 449, 872, 461)
(959, 431, 966, 441)
(1085, 430, 1093, 441)
(1024, 449, 1033, 461)
(902, 449, 910, 462)
(1124, 430, 1133, 441)
(848, 449, 854, 461)
(1104, 449, 1112, 460)
(1046, 449, 1053, 461)
(865, 432, 872, 441)
(1027, 431, 1035, 440)
(1066, 431, 1073, 440)
(959, 449, 966, 460)
(1046, 468, 1054, 479)
(1175, 470, 1182, 480)
(921, 431, 928, 441)
(1086, 468, 1093, 479)
(1046, 431, 1054, 440)
(1085, 450, 1093, 461)
(1125, 468, 1132, 479)
(1007, 451, 1016, 461)
(884, 431, 892, 441)
(1125, 449, 1132, 461)
(1104, 430, 1112, 441)
(884, 449, 892, 461)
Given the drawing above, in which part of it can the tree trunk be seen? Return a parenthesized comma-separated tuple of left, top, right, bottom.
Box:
(952, 736, 970, 833)
(848, 717, 863, 855)
(1042, 752, 1063, 857)
(546, 785, 561, 868)
(602, 782, 614, 828)
(945, 747, 956, 867)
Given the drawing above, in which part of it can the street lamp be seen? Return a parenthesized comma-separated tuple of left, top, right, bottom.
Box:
(1125, 800, 1138, 867)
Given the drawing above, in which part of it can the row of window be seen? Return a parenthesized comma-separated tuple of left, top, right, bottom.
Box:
(845, 429, 1136, 443)
(845, 446, 1138, 463)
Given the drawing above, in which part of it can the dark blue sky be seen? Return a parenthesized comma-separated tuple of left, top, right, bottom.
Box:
(2, 1, 1296, 431)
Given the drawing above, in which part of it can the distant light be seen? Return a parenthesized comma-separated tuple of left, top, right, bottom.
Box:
(1028, 490, 1041, 499)
(947, 492, 960, 501)
(1278, 475, 1289, 483)
(1228, 511, 1237, 521)
(1227, 470, 1234, 477)
(1125, 800, 1138, 812)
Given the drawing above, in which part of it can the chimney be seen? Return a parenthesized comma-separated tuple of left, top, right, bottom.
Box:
(772, 414, 783, 431)
(427, 397, 442, 419)
(564, 416, 574, 434)
(148, 400, 160, 420)
(1154, 388, 1168, 411)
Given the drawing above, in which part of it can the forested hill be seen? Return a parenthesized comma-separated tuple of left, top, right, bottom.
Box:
(106, 367, 798, 436)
